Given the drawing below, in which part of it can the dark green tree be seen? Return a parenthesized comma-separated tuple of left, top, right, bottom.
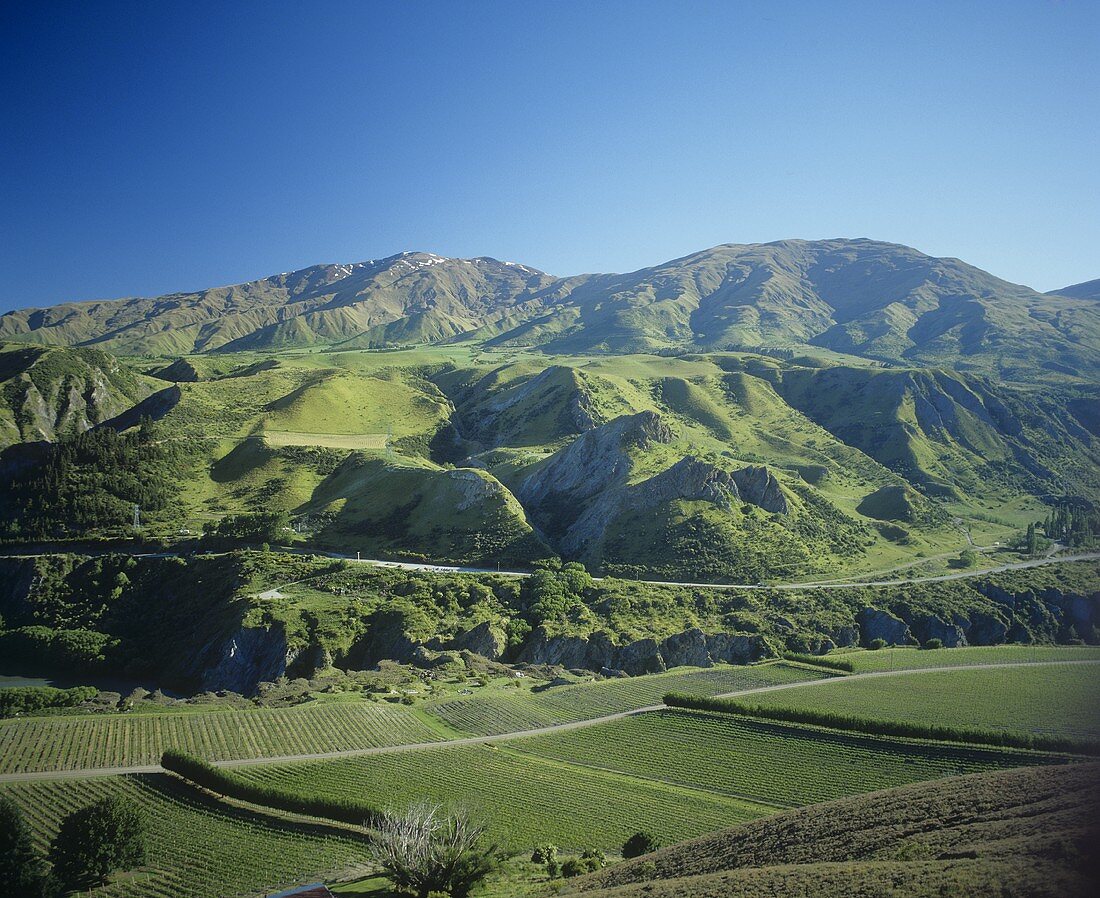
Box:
(622, 830, 660, 858)
(48, 796, 146, 888)
(0, 796, 53, 896)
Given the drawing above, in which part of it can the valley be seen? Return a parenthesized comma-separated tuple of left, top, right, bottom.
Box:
(0, 240, 1097, 898)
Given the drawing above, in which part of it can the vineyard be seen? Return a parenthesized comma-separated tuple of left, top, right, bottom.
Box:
(426, 662, 827, 736)
(839, 644, 1100, 673)
(0, 774, 370, 898)
(232, 741, 767, 851)
(501, 710, 1070, 809)
(745, 663, 1100, 740)
(0, 701, 440, 774)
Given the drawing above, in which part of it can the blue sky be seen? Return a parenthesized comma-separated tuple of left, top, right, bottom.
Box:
(1, 0, 1097, 312)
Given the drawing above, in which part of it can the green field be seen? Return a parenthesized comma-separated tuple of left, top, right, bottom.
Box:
(0, 774, 369, 898)
(261, 430, 389, 450)
(839, 644, 1100, 673)
(427, 662, 826, 736)
(748, 663, 1100, 740)
(0, 701, 440, 774)
(233, 741, 765, 852)
(512, 709, 1064, 808)
(231, 707, 1065, 851)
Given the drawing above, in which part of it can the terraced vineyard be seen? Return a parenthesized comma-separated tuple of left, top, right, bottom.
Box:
(233, 742, 767, 851)
(426, 662, 827, 736)
(511, 709, 1070, 808)
(748, 663, 1100, 740)
(839, 645, 1100, 673)
(0, 701, 440, 774)
(0, 774, 369, 898)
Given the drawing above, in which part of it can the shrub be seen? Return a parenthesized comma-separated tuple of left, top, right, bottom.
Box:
(622, 831, 660, 858)
(922, 638, 943, 650)
(366, 802, 499, 897)
(561, 857, 585, 877)
(869, 638, 887, 650)
(48, 796, 145, 888)
(581, 847, 606, 871)
(0, 685, 98, 718)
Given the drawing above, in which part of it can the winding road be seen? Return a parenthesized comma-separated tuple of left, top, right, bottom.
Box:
(3, 658, 1096, 784)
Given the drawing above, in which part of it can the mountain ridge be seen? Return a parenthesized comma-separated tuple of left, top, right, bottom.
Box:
(2, 239, 1098, 380)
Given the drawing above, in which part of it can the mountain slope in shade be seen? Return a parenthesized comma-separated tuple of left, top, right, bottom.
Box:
(3, 240, 1098, 379)
(1049, 278, 1100, 300)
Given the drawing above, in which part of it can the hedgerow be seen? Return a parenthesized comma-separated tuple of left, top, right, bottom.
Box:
(662, 693, 1100, 755)
(161, 749, 382, 827)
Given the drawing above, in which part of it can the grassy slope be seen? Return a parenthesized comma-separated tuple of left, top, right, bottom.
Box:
(562, 763, 1100, 898)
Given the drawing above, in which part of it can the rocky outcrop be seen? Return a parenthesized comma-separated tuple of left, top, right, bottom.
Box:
(519, 410, 790, 557)
(909, 614, 967, 647)
(857, 607, 913, 646)
(518, 626, 773, 674)
(518, 411, 672, 517)
(449, 620, 507, 660)
(197, 625, 296, 695)
(730, 466, 789, 514)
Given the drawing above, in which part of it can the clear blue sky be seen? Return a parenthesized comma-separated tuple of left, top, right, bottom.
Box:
(1, 0, 1097, 312)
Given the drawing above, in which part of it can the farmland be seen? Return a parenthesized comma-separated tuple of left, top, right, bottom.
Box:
(0, 701, 440, 775)
(510, 709, 1065, 808)
(0, 774, 370, 898)
(231, 707, 1066, 850)
(746, 662, 1100, 740)
(838, 644, 1100, 673)
(232, 741, 767, 852)
(427, 662, 826, 736)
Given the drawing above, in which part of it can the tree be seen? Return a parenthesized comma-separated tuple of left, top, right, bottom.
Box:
(0, 797, 53, 896)
(1026, 522, 1038, 557)
(622, 830, 660, 858)
(48, 796, 146, 888)
(366, 803, 499, 898)
(531, 843, 560, 878)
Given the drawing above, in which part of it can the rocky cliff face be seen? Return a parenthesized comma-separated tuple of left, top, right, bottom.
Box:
(518, 625, 773, 675)
(194, 625, 297, 695)
(518, 412, 789, 558)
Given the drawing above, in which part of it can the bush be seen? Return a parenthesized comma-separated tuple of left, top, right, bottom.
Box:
(366, 802, 499, 897)
(622, 831, 660, 858)
(868, 638, 887, 650)
(48, 796, 145, 888)
(922, 638, 943, 650)
(561, 857, 585, 878)
(0, 685, 98, 718)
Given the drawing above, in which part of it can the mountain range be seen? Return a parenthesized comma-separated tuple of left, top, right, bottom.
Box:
(3, 239, 1098, 380)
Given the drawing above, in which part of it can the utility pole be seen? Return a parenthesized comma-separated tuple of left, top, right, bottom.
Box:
(132, 504, 141, 530)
